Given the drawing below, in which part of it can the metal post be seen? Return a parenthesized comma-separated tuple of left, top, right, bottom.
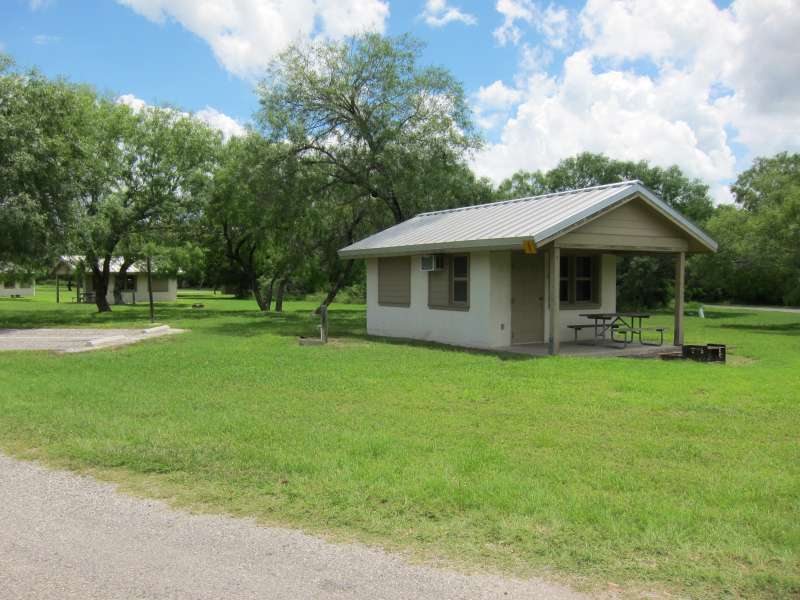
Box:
(56, 275, 60, 304)
(320, 304, 329, 344)
(146, 256, 155, 323)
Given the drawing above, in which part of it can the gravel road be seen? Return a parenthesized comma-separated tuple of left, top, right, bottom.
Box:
(0, 453, 591, 600)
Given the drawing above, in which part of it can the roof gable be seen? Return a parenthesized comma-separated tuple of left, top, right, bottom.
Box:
(338, 181, 717, 258)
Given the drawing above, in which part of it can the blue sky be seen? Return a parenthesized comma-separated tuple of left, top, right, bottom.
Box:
(1, 0, 797, 202)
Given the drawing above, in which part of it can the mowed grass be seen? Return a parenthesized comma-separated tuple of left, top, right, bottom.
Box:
(0, 288, 798, 598)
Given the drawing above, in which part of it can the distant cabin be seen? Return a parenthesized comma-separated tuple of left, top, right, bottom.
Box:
(338, 181, 717, 355)
(53, 257, 178, 304)
(0, 279, 35, 298)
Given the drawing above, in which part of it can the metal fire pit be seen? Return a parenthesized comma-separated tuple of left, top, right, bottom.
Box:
(682, 343, 726, 363)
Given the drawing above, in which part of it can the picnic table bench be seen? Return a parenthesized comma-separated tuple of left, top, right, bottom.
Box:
(569, 312, 666, 347)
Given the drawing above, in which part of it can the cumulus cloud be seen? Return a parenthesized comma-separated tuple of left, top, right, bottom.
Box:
(474, 0, 800, 203)
(194, 107, 247, 140)
(116, 0, 390, 79)
(116, 94, 247, 140)
(494, 0, 570, 48)
(420, 0, 477, 28)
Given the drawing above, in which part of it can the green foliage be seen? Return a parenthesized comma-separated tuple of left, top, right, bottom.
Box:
(0, 55, 96, 267)
(258, 33, 483, 225)
(693, 152, 800, 305)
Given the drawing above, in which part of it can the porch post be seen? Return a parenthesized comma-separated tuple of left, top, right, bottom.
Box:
(674, 251, 685, 346)
(549, 245, 561, 355)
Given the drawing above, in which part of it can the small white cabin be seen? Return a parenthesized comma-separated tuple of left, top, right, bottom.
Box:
(54, 257, 178, 304)
(339, 181, 717, 355)
(0, 279, 35, 298)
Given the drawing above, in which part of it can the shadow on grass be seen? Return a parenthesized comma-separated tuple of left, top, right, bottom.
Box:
(720, 322, 800, 335)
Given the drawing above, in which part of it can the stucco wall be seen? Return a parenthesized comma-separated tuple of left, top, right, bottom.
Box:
(86, 274, 178, 304)
(367, 251, 617, 349)
(0, 281, 36, 297)
(366, 251, 512, 348)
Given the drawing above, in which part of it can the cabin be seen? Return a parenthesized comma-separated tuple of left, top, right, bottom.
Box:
(0, 278, 35, 298)
(338, 181, 717, 355)
(53, 256, 178, 304)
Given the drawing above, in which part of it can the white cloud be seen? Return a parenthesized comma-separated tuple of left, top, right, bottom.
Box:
(494, 0, 570, 48)
(195, 107, 247, 140)
(420, 0, 477, 27)
(116, 0, 390, 79)
(116, 94, 247, 140)
(117, 93, 148, 113)
(32, 34, 61, 45)
(475, 0, 800, 203)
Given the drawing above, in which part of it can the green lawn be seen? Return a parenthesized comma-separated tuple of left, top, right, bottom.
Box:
(0, 287, 798, 598)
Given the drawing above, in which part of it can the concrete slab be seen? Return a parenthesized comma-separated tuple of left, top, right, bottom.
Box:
(0, 327, 185, 353)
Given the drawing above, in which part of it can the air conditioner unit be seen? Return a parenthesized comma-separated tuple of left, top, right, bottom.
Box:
(420, 254, 445, 272)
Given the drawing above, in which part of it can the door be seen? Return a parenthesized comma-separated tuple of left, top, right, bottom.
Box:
(511, 252, 545, 344)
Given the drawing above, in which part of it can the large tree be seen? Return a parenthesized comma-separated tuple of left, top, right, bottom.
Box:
(693, 153, 800, 305)
(0, 55, 94, 268)
(204, 134, 315, 310)
(258, 34, 481, 225)
(74, 100, 219, 312)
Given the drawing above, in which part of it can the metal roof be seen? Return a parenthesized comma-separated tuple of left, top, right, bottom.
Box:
(338, 181, 717, 258)
(55, 256, 173, 274)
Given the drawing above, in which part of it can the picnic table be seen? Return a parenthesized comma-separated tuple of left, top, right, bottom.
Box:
(568, 312, 665, 347)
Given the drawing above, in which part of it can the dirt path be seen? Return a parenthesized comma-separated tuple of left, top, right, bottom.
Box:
(0, 453, 592, 600)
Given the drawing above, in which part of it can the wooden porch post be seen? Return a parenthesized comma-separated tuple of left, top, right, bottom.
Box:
(674, 251, 685, 346)
(549, 246, 561, 355)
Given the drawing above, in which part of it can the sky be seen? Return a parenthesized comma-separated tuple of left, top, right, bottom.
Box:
(2, 0, 799, 204)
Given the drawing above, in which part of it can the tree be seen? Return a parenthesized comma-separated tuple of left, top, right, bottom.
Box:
(259, 33, 480, 224)
(204, 134, 313, 311)
(693, 153, 800, 305)
(73, 100, 219, 312)
(0, 55, 94, 268)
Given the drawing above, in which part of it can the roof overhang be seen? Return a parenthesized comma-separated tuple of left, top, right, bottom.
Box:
(338, 182, 718, 259)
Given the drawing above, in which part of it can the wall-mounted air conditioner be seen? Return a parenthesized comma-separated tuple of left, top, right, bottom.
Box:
(420, 255, 445, 272)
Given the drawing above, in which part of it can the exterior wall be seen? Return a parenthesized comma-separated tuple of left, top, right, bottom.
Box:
(85, 274, 178, 303)
(544, 253, 617, 341)
(0, 281, 36, 297)
(367, 251, 512, 348)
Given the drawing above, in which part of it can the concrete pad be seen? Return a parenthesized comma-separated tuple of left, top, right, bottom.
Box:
(0, 327, 185, 353)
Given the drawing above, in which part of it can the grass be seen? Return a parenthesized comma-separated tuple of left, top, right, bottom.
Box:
(0, 287, 798, 599)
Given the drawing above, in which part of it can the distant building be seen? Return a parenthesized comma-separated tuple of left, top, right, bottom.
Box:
(53, 256, 178, 304)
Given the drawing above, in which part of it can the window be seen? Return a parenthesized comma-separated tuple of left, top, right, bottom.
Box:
(451, 255, 469, 306)
(428, 254, 469, 310)
(124, 275, 137, 292)
(559, 255, 600, 306)
(378, 256, 411, 307)
(3, 281, 15, 289)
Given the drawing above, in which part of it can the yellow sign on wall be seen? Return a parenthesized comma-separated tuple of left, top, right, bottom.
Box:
(522, 239, 537, 254)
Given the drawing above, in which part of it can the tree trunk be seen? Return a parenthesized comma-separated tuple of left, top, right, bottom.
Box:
(252, 273, 270, 311)
(316, 260, 354, 314)
(92, 258, 112, 313)
(275, 277, 289, 312)
(261, 276, 277, 311)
